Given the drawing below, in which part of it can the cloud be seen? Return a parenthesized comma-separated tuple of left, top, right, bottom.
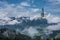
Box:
(45, 8, 60, 13)
(22, 27, 39, 37)
(0, 1, 40, 17)
(27, 27, 39, 36)
(47, 0, 60, 5)
(30, 8, 40, 12)
(46, 13, 60, 23)
(46, 13, 60, 30)
(20, 2, 30, 6)
(47, 23, 60, 30)
(30, 14, 40, 20)
(51, 9, 60, 12)
(7, 20, 19, 25)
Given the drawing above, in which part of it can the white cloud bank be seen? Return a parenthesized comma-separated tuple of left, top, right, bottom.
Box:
(22, 27, 39, 37)
(46, 13, 60, 23)
(47, 23, 60, 30)
(27, 27, 39, 37)
(7, 20, 19, 25)
(45, 13, 60, 30)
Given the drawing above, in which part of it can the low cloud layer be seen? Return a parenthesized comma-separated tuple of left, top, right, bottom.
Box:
(45, 13, 60, 30)
(21, 27, 39, 37)
(46, 13, 60, 23)
(47, 23, 60, 30)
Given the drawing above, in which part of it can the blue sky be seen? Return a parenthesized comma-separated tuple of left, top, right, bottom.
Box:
(0, 0, 60, 17)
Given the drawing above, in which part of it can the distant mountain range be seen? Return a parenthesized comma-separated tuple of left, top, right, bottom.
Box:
(0, 16, 59, 29)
